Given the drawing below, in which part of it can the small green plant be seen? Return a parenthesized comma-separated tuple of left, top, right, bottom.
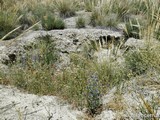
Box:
(125, 44, 160, 75)
(131, 0, 148, 14)
(41, 14, 65, 30)
(87, 73, 102, 115)
(84, 0, 99, 12)
(104, 14, 119, 29)
(90, 8, 102, 27)
(21, 35, 59, 66)
(125, 50, 148, 75)
(139, 94, 159, 120)
(37, 35, 59, 65)
(90, 7, 119, 28)
(18, 4, 45, 28)
(76, 16, 86, 28)
(53, 0, 77, 17)
(110, 0, 131, 21)
(18, 2, 63, 30)
(0, 10, 20, 39)
(124, 18, 143, 39)
(52, 17, 65, 29)
(17, 1, 55, 29)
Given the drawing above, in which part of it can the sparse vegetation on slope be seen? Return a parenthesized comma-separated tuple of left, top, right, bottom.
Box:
(0, 0, 160, 119)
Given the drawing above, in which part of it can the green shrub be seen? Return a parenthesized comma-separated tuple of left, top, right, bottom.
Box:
(124, 18, 143, 39)
(90, 8, 102, 27)
(57, 57, 127, 111)
(19, 10, 40, 28)
(109, 0, 131, 20)
(22, 35, 59, 65)
(41, 14, 65, 30)
(52, 17, 65, 29)
(90, 8, 119, 28)
(18, 4, 54, 29)
(54, 0, 77, 17)
(0, 10, 20, 39)
(104, 14, 120, 29)
(39, 35, 59, 64)
(132, 0, 160, 40)
(125, 50, 148, 75)
(131, 0, 148, 14)
(71, 42, 128, 90)
(6, 36, 59, 94)
(76, 17, 86, 28)
(84, 0, 99, 12)
(125, 44, 160, 75)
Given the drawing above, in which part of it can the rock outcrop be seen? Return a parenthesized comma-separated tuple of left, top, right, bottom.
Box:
(0, 29, 123, 69)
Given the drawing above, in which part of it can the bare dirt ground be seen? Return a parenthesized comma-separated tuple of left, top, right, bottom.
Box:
(0, 85, 84, 120)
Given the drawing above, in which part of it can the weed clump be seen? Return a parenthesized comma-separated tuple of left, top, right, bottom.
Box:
(84, 0, 99, 12)
(125, 44, 160, 75)
(41, 14, 65, 30)
(124, 18, 143, 39)
(76, 17, 86, 28)
(90, 8, 119, 29)
(54, 0, 77, 18)
(125, 50, 148, 75)
(0, 10, 20, 39)
(7, 36, 59, 94)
